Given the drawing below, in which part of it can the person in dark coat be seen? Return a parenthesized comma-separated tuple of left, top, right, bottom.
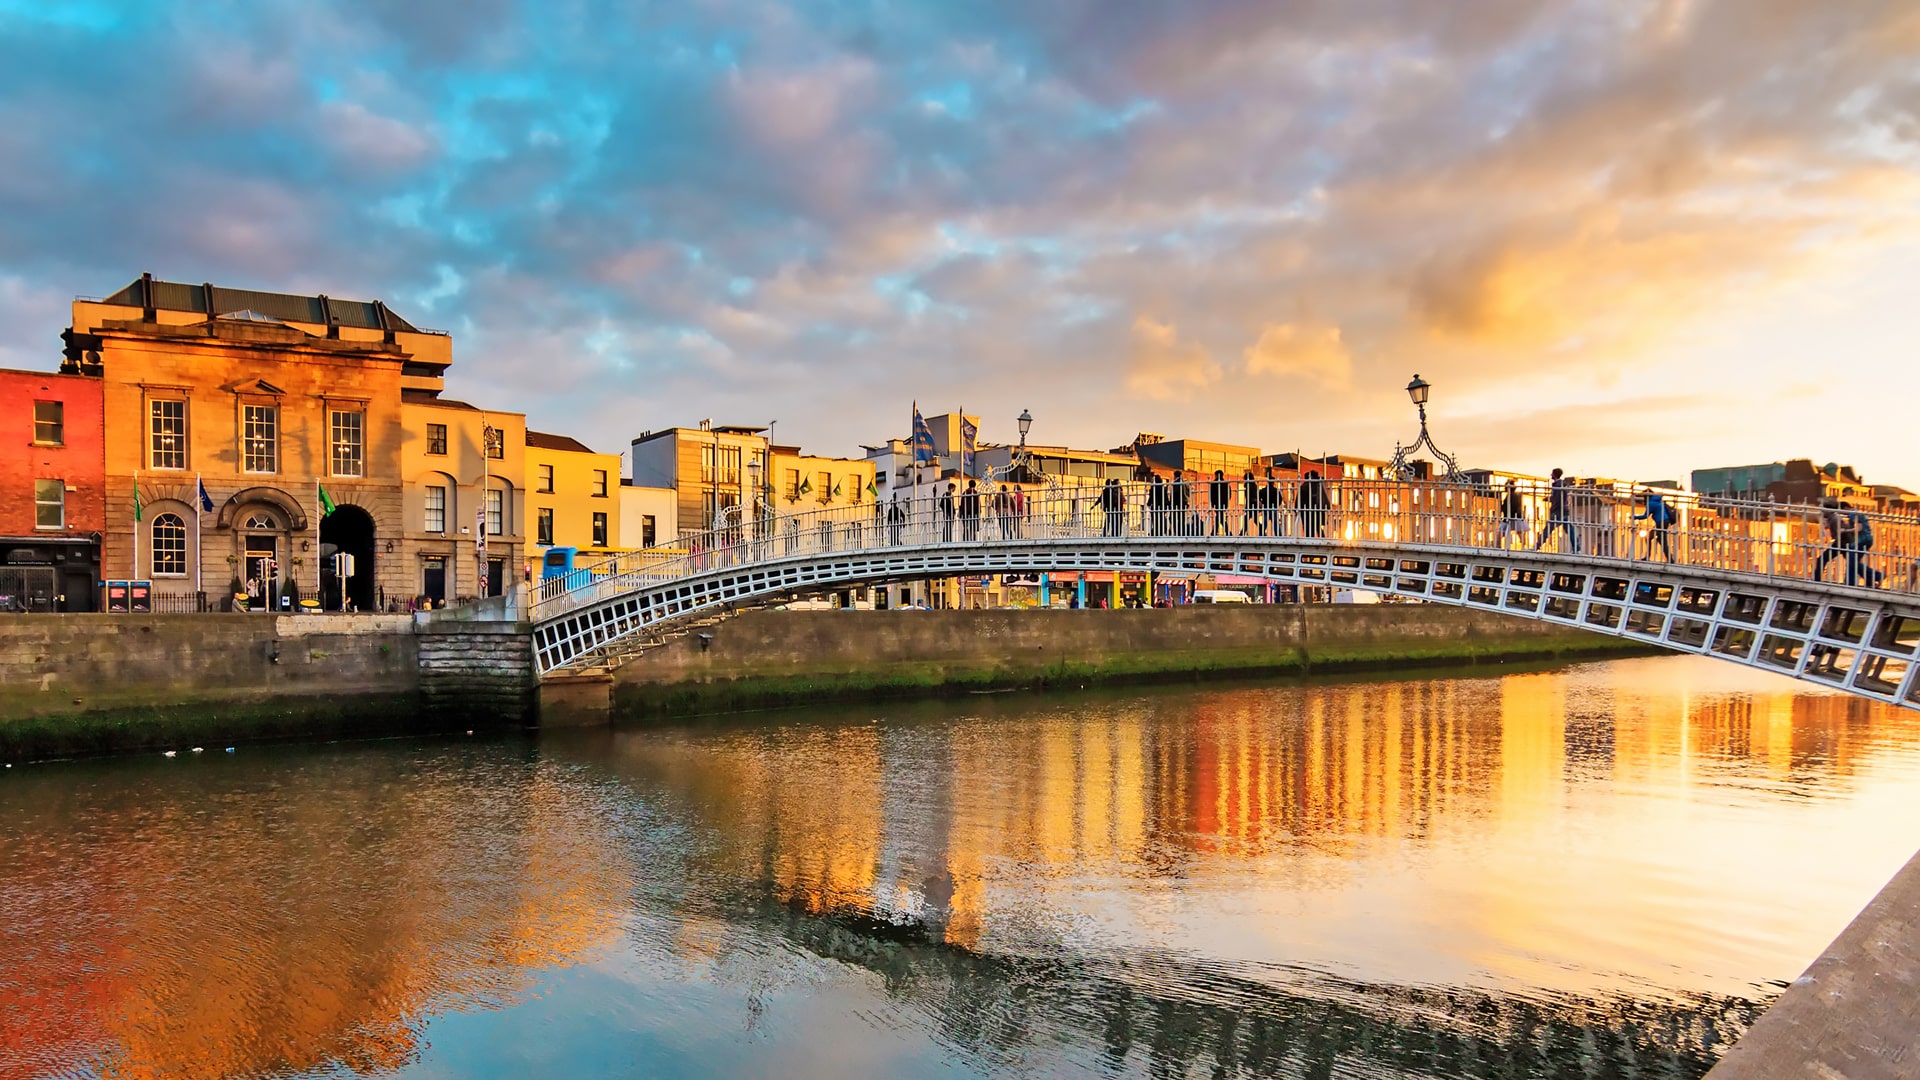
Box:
(1101, 478, 1125, 537)
(961, 480, 981, 541)
(1148, 474, 1168, 535)
(1171, 470, 1192, 535)
(1208, 470, 1232, 536)
(1298, 471, 1327, 538)
(1262, 467, 1283, 536)
(1534, 468, 1578, 553)
(939, 482, 957, 543)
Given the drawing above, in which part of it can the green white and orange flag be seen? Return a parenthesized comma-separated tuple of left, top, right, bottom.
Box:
(132, 476, 143, 523)
(318, 485, 337, 517)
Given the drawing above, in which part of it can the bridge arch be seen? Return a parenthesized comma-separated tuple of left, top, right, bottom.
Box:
(532, 535, 1920, 710)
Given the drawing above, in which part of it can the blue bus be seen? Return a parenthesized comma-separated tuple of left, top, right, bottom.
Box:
(541, 547, 590, 591)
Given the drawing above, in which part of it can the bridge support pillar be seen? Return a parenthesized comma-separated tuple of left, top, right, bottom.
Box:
(539, 672, 614, 728)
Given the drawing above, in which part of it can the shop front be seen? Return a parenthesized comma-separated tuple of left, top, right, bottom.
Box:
(0, 536, 101, 612)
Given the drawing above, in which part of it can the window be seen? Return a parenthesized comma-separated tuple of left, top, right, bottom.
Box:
(701, 443, 741, 485)
(152, 514, 187, 575)
(593, 469, 608, 497)
(425, 486, 446, 533)
(150, 399, 186, 469)
(243, 404, 277, 473)
(536, 508, 554, 546)
(426, 423, 447, 455)
(818, 471, 831, 503)
(330, 409, 364, 477)
(34, 479, 64, 529)
(485, 488, 503, 535)
(785, 469, 800, 500)
(850, 476, 863, 503)
(243, 512, 278, 530)
(33, 401, 62, 446)
(642, 515, 657, 547)
(537, 464, 554, 493)
(591, 511, 608, 547)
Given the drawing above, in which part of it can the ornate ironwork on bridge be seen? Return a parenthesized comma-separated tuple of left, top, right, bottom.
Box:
(530, 478, 1920, 710)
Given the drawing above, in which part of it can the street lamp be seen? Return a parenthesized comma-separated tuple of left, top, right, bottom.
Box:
(1387, 374, 1462, 482)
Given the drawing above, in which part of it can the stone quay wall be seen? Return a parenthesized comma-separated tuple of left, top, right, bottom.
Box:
(610, 604, 1646, 721)
(0, 613, 534, 759)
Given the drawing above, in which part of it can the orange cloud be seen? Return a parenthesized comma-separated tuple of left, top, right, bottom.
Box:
(1244, 322, 1351, 385)
(1125, 315, 1221, 400)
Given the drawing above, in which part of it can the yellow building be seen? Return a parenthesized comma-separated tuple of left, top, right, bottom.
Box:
(526, 431, 621, 555)
(75, 274, 455, 611)
(629, 424, 770, 533)
(770, 446, 876, 514)
(398, 393, 526, 605)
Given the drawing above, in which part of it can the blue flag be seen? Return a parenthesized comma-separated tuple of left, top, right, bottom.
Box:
(911, 403, 935, 467)
(960, 412, 978, 478)
(197, 478, 215, 512)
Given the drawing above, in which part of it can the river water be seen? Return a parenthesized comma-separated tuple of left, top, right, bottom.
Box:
(5, 655, 1920, 1079)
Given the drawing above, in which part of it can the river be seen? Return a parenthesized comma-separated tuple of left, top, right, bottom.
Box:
(4, 655, 1919, 1078)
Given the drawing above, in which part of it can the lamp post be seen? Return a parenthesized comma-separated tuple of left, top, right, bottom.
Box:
(1387, 374, 1462, 482)
(479, 421, 501, 597)
(1016, 408, 1032, 482)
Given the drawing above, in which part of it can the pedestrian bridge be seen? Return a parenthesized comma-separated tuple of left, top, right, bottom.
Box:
(531, 479, 1920, 710)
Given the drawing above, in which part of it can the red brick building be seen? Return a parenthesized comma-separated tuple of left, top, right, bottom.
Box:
(1, 368, 105, 610)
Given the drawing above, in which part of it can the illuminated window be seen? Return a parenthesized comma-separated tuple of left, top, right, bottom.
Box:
(537, 464, 554, 493)
(33, 401, 62, 446)
(591, 511, 608, 546)
(537, 507, 554, 546)
(243, 404, 277, 473)
(152, 513, 187, 575)
(425, 486, 446, 533)
(150, 400, 186, 469)
(330, 410, 364, 477)
(426, 423, 447, 455)
(34, 479, 64, 529)
(593, 469, 608, 497)
(486, 488, 503, 535)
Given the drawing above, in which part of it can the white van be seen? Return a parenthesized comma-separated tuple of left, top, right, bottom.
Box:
(1191, 589, 1252, 604)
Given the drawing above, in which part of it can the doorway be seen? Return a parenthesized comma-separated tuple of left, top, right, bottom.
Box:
(243, 536, 279, 610)
(485, 558, 504, 599)
(319, 504, 376, 611)
(422, 556, 447, 606)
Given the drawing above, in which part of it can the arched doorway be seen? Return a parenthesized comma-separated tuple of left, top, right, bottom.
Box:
(319, 504, 376, 611)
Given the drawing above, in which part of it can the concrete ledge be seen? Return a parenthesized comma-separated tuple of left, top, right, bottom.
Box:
(1709, 849, 1920, 1078)
(539, 673, 614, 728)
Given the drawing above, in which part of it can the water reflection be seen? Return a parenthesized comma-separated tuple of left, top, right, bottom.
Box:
(3, 656, 1919, 1078)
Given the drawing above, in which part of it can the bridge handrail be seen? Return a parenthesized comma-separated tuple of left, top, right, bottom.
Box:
(532, 478, 1920, 619)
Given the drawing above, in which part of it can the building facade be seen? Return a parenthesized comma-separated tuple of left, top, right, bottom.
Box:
(630, 425, 770, 534)
(398, 393, 526, 606)
(526, 431, 621, 555)
(618, 481, 678, 551)
(0, 368, 105, 610)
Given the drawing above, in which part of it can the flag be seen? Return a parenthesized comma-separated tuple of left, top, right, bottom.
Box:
(960, 412, 978, 478)
(318, 485, 337, 517)
(132, 478, 143, 523)
(831, 477, 843, 497)
(911, 403, 935, 467)
(798, 475, 812, 495)
(197, 478, 215, 513)
(865, 477, 879, 498)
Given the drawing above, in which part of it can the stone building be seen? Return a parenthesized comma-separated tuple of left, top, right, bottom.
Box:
(398, 393, 526, 605)
(71, 274, 459, 611)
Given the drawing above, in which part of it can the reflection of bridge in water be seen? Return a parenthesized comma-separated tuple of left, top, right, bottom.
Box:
(533, 478, 1920, 709)
(739, 889, 1760, 1079)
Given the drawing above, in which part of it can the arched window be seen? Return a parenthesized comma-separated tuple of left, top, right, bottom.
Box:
(244, 512, 278, 531)
(152, 514, 187, 576)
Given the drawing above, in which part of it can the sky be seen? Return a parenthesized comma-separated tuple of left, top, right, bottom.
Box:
(0, 0, 1915, 485)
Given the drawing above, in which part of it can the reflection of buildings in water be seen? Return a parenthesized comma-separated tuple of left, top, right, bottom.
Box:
(0, 754, 635, 1080)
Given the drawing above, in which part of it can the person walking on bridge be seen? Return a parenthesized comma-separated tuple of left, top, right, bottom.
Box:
(961, 480, 981, 542)
(1148, 473, 1168, 535)
(1209, 470, 1232, 536)
(1100, 478, 1125, 537)
(1814, 498, 1846, 582)
(939, 482, 957, 543)
(1172, 470, 1193, 536)
(1298, 471, 1327, 538)
(1634, 488, 1676, 562)
(1534, 469, 1578, 554)
(1496, 479, 1526, 549)
(1843, 506, 1883, 589)
(1262, 468, 1283, 537)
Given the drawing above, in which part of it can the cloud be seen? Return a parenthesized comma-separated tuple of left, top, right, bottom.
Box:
(1244, 322, 1350, 385)
(1125, 315, 1221, 400)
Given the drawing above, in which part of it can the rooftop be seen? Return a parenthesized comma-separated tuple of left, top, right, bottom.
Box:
(96, 273, 435, 336)
(527, 430, 597, 454)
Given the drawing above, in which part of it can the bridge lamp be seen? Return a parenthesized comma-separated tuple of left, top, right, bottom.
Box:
(1405, 374, 1430, 409)
(1018, 409, 1033, 441)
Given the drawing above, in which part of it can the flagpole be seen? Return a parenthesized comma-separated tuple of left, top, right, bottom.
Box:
(315, 479, 322, 608)
(132, 467, 139, 581)
(194, 472, 203, 597)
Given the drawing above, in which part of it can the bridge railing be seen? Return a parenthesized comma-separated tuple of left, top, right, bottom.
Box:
(532, 479, 1920, 619)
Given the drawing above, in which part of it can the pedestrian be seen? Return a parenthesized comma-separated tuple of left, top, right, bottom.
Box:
(1534, 469, 1578, 553)
(1633, 488, 1675, 562)
(990, 484, 1009, 539)
(961, 480, 981, 541)
(1813, 498, 1846, 581)
(1209, 469, 1232, 536)
(1298, 471, 1326, 538)
(887, 497, 906, 545)
(1241, 469, 1259, 536)
(1497, 478, 1526, 549)
(1171, 470, 1193, 536)
(940, 482, 957, 543)
(1101, 478, 1125, 537)
(1148, 473, 1168, 535)
(1261, 468, 1282, 537)
(1843, 506, 1883, 588)
(1011, 484, 1026, 539)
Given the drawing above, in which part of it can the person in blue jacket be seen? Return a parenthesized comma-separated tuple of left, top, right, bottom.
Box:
(1633, 489, 1676, 561)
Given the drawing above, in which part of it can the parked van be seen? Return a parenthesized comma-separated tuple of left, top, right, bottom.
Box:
(1191, 589, 1251, 604)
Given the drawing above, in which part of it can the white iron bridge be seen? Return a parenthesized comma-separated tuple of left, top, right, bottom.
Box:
(531, 478, 1920, 709)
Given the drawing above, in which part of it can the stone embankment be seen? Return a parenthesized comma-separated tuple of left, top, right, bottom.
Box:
(602, 604, 1647, 721)
(0, 613, 532, 759)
